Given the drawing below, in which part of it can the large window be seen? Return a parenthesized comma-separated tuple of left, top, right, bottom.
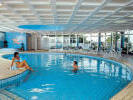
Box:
(40, 31, 133, 53)
(63, 35, 70, 48)
(125, 30, 133, 54)
(105, 33, 111, 49)
(70, 34, 76, 47)
(84, 33, 98, 50)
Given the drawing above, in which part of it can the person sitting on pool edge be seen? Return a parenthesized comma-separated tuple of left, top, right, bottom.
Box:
(72, 61, 79, 73)
(11, 52, 34, 71)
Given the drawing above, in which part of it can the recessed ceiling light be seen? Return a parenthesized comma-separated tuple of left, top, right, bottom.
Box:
(0, 3, 2, 6)
(0, 1, 3, 6)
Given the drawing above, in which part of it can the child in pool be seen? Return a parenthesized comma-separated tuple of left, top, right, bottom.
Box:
(11, 52, 34, 71)
(72, 61, 79, 73)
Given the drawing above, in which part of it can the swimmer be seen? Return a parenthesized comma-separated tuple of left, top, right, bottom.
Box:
(11, 52, 34, 71)
(72, 61, 79, 73)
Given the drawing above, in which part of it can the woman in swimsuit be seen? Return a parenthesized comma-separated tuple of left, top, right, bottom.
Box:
(72, 61, 79, 73)
(11, 52, 33, 71)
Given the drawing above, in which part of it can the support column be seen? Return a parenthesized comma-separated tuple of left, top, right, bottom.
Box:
(76, 34, 78, 47)
(121, 32, 125, 49)
(31, 34, 34, 50)
(69, 34, 71, 47)
(98, 33, 101, 52)
(55, 33, 56, 49)
(31, 34, 37, 50)
(105, 33, 106, 49)
(48, 34, 49, 49)
(26, 33, 32, 50)
(111, 32, 113, 50)
(83, 34, 84, 49)
(127, 34, 129, 54)
(115, 32, 118, 51)
(34, 34, 37, 51)
(62, 34, 64, 50)
(37, 35, 41, 50)
(90, 33, 92, 49)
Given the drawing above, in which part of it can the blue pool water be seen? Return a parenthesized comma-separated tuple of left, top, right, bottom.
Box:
(3, 53, 133, 100)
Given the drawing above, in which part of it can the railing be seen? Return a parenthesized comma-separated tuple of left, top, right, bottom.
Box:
(49, 48, 122, 59)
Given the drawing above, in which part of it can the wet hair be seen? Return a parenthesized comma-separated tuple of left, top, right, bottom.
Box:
(74, 61, 78, 65)
(14, 52, 19, 57)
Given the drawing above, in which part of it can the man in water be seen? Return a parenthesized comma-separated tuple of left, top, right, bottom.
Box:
(72, 61, 79, 73)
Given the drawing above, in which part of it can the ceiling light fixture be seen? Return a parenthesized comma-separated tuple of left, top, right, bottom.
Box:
(0, 3, 2, 6)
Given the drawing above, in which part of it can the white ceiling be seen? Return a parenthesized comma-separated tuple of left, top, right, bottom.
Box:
(0, 0, 133, 33)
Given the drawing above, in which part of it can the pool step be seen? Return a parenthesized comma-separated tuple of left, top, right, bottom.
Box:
(0, 90, 25, 100)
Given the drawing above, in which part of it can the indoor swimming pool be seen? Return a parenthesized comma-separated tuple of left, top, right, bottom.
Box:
(3, 53, 133, 100)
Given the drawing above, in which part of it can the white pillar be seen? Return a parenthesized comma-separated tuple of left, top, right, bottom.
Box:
(127, 34, 129, 54)
(98, 33, 101, 52)
(83, 34, 84, 49)
(37, 35, 41, 50)
(31, 34, 34, 50)
(55, 33, 56, 49)
(34, 34, 37, 51)
(111, 32, 113, 50)
(76, 34, 78, 47)
(62, 34, 64, 50)
(105, 33, 106, 48)
(48, 34, 50, 50)
(90, 33, 92, 49)
(69, 34, 70, 47)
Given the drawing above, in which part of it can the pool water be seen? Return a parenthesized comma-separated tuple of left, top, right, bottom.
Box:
(3, 53, 133, 100)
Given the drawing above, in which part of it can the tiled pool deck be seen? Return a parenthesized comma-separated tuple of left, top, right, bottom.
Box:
(0, 50, 133, 100)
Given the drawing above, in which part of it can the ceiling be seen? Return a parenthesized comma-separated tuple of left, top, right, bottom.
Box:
(0, 0, 133, 33)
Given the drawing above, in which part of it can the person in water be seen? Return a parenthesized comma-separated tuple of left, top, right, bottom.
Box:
(11, 52, 33, 71)
(72, 61, 79, 73)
